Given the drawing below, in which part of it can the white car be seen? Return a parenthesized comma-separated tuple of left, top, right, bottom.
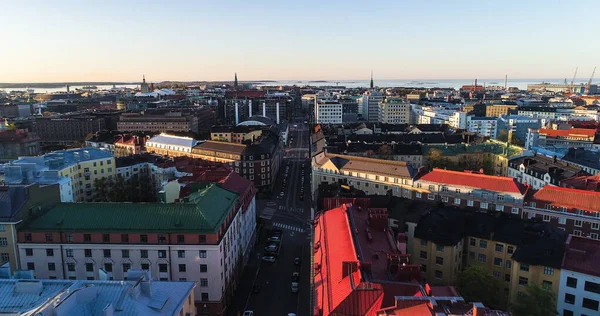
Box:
(262, 256, 276, 263)
(243, 311, 254, 316)
(291, 282, 299, 293)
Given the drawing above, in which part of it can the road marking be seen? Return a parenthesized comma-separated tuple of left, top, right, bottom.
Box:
(278, 205, 286, 211)
(273, 222, 305, 233)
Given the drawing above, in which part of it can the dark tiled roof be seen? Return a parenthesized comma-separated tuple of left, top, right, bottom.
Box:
(562, 236, 600, 277)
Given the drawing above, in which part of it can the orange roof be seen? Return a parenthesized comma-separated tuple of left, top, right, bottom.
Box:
(531, 186, 600, 213)
(419, 168, 524, 194)
(538, 128, 596, 138)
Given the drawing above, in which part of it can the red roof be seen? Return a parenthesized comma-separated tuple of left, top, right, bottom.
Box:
(560, 174, 600, 191)
(562, 235, 600, 277)
(539, 128, 596, 138)
(531, 186, 600, 213)
(419, 168, 525, 194)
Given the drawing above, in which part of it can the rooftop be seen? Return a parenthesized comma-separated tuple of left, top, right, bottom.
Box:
(562, 235, 600, 277)
(559, 174, 600, 191)
(313, 152, 416, 179)
(561, 147, 600, 170)
(193, 140, 247, 155)
(530, 185, 600, 213)
(20, 184, 238, 234)
(418, 168, 525, 194)
(11, 147, 113, 171)
(538, 128, 596, 139)
(146, 133, 198, 148)
(509, 154, 586, 181)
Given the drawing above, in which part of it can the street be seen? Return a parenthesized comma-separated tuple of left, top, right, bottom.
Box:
(228, 109, 312, 316)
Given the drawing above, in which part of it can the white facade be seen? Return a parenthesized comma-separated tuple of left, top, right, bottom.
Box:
(558, 269, 600, 316)
(378, 98, 410, 124)
(467, 117, 498, 138)
(412, 104, 467, 129)
(314, 100, 343, 124)
(362, 91, 384, 122)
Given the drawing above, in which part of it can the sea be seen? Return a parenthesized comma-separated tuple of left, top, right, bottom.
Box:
(0, 79, 583, 93)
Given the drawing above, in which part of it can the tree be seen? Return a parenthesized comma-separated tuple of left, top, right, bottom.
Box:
(511, 284, 557, 316)
(364, 150, 376, 157)
(378, 144, 392, 156)
(425, 148, 453, 170)
(456, 266, 503, 309)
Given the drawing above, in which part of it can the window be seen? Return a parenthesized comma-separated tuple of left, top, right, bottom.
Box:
(200, 278, 208, 287)
(479, 240, 487, 249)
(441, 196, 449, 203)
(497, 194, 504, 201)
(65, 233, 73, 242)
(158, 250, 167, 258)
(468, 251, 475, 260)
(575, 220, 583, 227)
(435, 270, 443, 279)
(543, 214, 550, 222)
(582, 298, 599, 311)
(27, 262, 35, 270)
(467, 200, 474, 207)
(82, 249, 91, 257)
(102, 234, 110, 242)
(140, 235, 148, 243)
(199, 250, 207, 258)
(200, 264, 208, 272)
(25, 233, 32, 241)
(1, 253, 9, 262)
(45, 233, 53, 242)
(104, 263, 112, 272)
(558, 217, 567, 224)
(494, 257, 502, 266)
(454, 198, 461, 204)
(420, 251, 427, 259)
(121, 250, 129, 258)
(421, 239, 428, 246)
(178, 264, 186, 272)
(505, 260, 512, 269)
(159, 264, 168, 273)
(428, 193, 436, 200)
(140, 250, 148, 258)
(25, 248, 33, 256)
(178, 250, 185, 258)
(567, 277, 578, 288)
(496, 204, 504, 211)
(86, 263, 94, 272)
(478, 254, 487, 263)
(435, 257, 443, 265)
(66, 249, 74, 257)
(518, 276, 528, 286)
(177, 235, 185, 243)
(122, 263, 131, 273)
(482, 193, 488, 199)
(520, 263, 529, 272)
(141, 263, 149, 270)
(48, 262, 56, 271)
(103, 249, 111, 258)
(564, 293, 575, 304)
(495, 244, 504, 252)
(542, 280, 552, 290)
(421, 264, 427, 272)
(512, 207, 519, 214)
(543, 267, 554, 276)
(592, 223, 600, 230)
(505, 274, 511, 282)
(428, 185, 435, 191)
(201, 293, 209, 301)
(121, 234, 129, 242)
(493, 271, 501, 278)
(507, 246, 514, 254)
(158, 234, 167, 244)
(436, 244, 444, 252)
(199, 235, 207, 243)
(66, 263, 75, 272)
(84, 234, 91, 242)
(585, 281, 600, 294)
(415, 192, 422, 198)
(480, 202, 488, 209)
(470, 238, 476, 246)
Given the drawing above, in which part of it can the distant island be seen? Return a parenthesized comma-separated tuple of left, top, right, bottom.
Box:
(0, 82, 134, 89)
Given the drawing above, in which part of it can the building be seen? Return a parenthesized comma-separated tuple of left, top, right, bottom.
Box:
(117, 112, 198, 134)
(527, 82, 596, 94)
(311, 152, 417, 199)
(467, 117, 498, 138)
(412, 104, 468, 129)
(508, 154, 587, 190)
(34, 116, 106, 145)
(524, 186, 600, 239)
(16, 183, 252, 315)
(413, 168, 527, 216)
(560, 147, 600, 175)
(0, 184, 61, 273)
(0, 129, 40, 159)
(361, 90, 384, 122)
(378, 98, 410, 124)
(114, 134, 145, 157)
(314, 99, 343, 124)
(518, 106, 599, 121)
(145, 134, 199, 157)
(558, 236, 600, 316)
(526, 128, 597, 149)
(0, 273, 196, 316)
(6, 148, 116, 202)
(485, 104, 518, 117)
(560, 174, 600, 191)
(496, 115, 544, 145)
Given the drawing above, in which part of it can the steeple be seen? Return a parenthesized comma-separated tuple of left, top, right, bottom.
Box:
(234, 73, 239, 89)
(143, 75, 146, 83)
(370, 70, 374, 89)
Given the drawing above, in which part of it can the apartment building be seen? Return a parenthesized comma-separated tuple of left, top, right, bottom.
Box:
(314, 99, 343, 124)
(558, 236, 600, 316)
(34, 116, 106, 144)
(145, 133, 199, 157)
(467, 117, 498, 138)
(496, 115, 544, 144)
(518, 106, 599, 121)
(361, 90, 384, 122)
(485, 104, 517, 117)
(6, 148, 116, 202)
(378, 97, 410, 124)
(413, 168, 527, 216)
(16, 183, 253, 315)
(526, 128, 597, 149)
(508, 154, 587, 190)
(0, 129, 40, 159)
(117, 112, 198, 133)
(311, 152, 417, 199)
(413, 104, 467, 129)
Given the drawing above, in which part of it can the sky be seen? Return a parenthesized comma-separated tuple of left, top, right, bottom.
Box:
(0, 0, 599, 82)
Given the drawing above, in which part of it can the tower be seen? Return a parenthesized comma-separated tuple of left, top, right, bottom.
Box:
(141, 75, 149, 93)
(370, 70, 374, 89)
(234, 73, 239, 89)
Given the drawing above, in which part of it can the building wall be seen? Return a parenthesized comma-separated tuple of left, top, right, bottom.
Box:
(58, 157, 117, 202)
(522, 205, 600, 240)
(410, 236, 462, 285)
(485, 105, 517, 117)
(378, 100, 410, 124)
(0, 224, 19, 274)
(509, 260, 560, 305)
(34, 117, 106, 144)
(558, 269, 600, 316)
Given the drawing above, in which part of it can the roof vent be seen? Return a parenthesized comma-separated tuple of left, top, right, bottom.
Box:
(15, 280, 43, 294)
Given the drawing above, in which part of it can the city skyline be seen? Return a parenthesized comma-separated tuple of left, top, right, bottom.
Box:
(1, 0, 599, 82)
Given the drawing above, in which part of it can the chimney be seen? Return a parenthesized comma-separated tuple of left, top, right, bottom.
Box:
(235, 102, 239, 125)
(276, 102, 280, 124)
(262, 102, 266, 117)
(553, 155, 557, 163)
(248, 99, 252, 118)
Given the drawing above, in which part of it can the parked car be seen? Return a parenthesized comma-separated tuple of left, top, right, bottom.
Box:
(262, 256, 276, 263)
(268, 236, 281, 242)
(265, 244, 279, 252)
(292, 272, 299, 282)
(294, 257, 301, 265)
(291, 282, 299, 293)
(243, 311, 254, 316)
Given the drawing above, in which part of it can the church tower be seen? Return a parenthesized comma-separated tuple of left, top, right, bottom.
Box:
(141, 75, 150, 93)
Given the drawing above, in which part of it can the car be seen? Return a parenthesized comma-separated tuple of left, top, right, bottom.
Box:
(294, 257, 301, 265)
(262, 256, 276, 263)
(291, 282, 299, 293)
(268, 236, 281, 242)
(243, 311, 254, 316)
(292, 272, 299, 282)
(264, 244, 279, 252)
(299, 195, 304, 201)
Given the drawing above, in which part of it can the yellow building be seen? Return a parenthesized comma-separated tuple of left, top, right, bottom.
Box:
(485, 104, 518, 117)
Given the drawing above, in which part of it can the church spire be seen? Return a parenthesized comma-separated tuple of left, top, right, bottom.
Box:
(234, 73, 239, 89)
(143, 75, 146, 83)
(370, 70, 374, 89)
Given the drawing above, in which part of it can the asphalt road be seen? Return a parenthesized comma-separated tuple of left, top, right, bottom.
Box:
(228, 110, 312, 316)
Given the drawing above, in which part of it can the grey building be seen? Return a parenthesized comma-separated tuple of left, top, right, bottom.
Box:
(496, 115, 545, 144)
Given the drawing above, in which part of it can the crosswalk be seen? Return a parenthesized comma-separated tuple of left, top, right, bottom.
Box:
(273, 222, 305, 233)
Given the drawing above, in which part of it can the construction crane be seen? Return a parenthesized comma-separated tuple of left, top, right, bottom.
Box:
(586, 67, 596, 94)
(569, 67, 578, 94)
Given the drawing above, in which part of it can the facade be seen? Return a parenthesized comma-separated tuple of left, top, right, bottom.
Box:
(526, 128, 597, 149)
(558, 236, 600, 316)
(361, 90, 384, 122)
(508, 154, 587, 190)
(117, 112, 198, 134)
(560, 147, 600, 175)
(485, 104, 517, 117)
(314, 99, 343, 124)
(413, 104, 468, 129)
(496, 115, 544, 144)
(467, 117, 498, 138)
(378, 97, 410, 124)
(0, 129, 40, 159)
(34, 116, 106, 144)
(6, 148, 116, 202)
(517, 106, 599, 121)
(0, 274, 196, 316)
(114, 135, 145, 157)
(145, 133, 199, 157)
(16, 184, 253, 315)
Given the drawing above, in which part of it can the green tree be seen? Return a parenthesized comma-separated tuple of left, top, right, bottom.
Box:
(364, 149, 376, 157)
(511, 284, 557, 316)
(456, 266, 503, 309)
(425, 148, 453, 170)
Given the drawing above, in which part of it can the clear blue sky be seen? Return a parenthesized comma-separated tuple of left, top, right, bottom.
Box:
(0, 0, 598, 82)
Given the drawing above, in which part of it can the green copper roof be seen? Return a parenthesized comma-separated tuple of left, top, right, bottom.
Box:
(22, 184, 238, 233)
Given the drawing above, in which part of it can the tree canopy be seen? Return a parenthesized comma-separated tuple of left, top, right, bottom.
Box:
(456, 265, 503, 309)
(511, 284, 558, 316)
